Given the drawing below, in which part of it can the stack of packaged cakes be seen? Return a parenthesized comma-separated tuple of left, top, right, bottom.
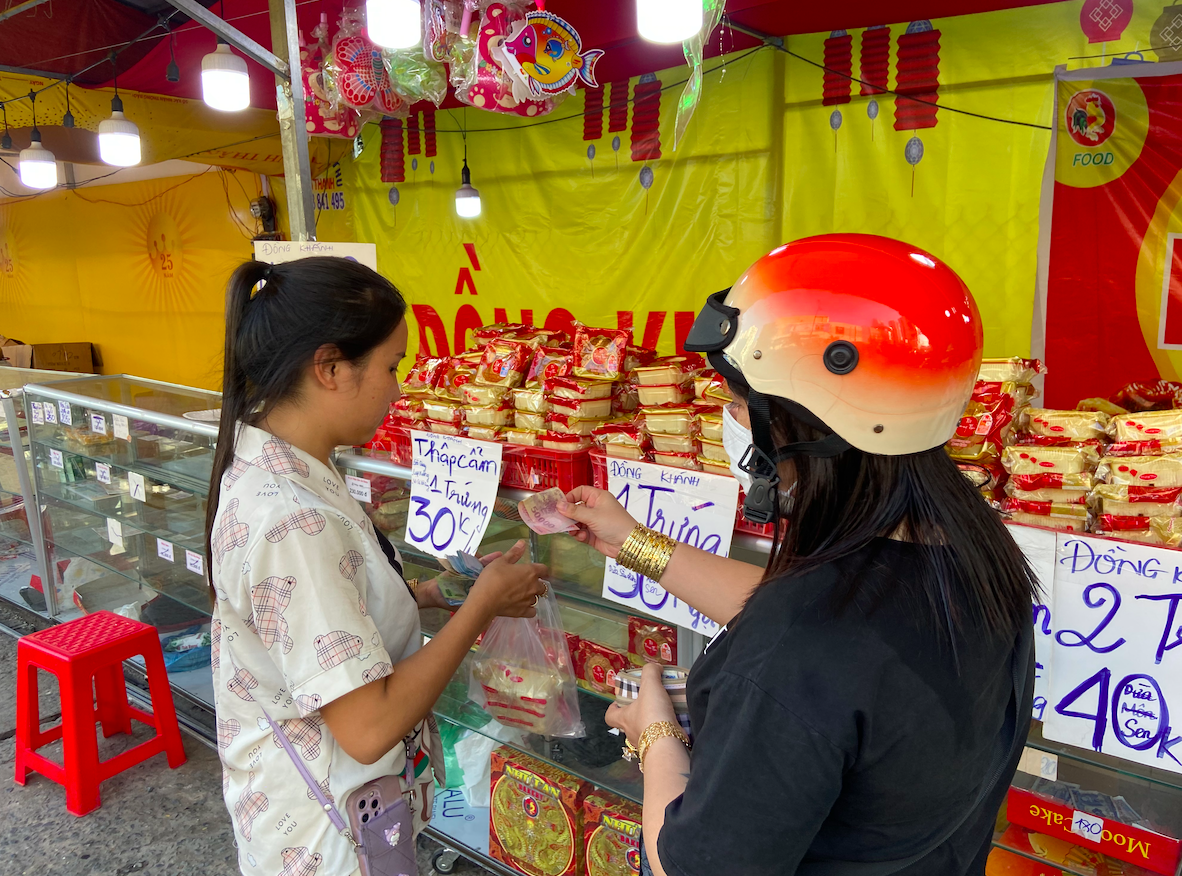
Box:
(1089, 409, 1182, 546)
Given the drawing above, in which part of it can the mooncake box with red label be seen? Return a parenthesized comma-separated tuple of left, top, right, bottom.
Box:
(583, 792, 643, 876)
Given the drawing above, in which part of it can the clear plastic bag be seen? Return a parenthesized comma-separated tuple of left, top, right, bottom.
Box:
(450, 1, 560, 117)
(469, 586, 585, 738)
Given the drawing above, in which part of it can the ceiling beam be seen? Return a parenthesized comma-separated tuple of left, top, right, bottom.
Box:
(0, 0, 52, 24)
(160, 0, 289, 78)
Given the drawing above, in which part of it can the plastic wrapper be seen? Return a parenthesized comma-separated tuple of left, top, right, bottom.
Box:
(1104, 439, 1182, 457)
(651, 433, 699, 454)
(404, 357, 448, 395)
(593, 423, 648, 451)
(469, 586, 584, 737)
(1005, 472, 1095, 505)
(1007, 487, 1088, 505)
(1109, 410, 1182, 443)
(1110, 380, 1182, 412)
(323, 7, 407, 121)
(467, 425, 504, 443)
(435, 358, 477, 401)
(634, 358, 694, 387)
(624, 345, 658, 373)
(628, 617, 677, 667)
(612, 384, 639, 415)
(451, 0, 560, 117)
(1077, 397, 1129, 417)
(1022, 408, 1109, 440)
(386, 43, 449, 107)
(977, 357, 1044, 385)
(542, 432, 593, 451)
(573, 327, 630, 382)
(392, 396, 425, 422)
(637, 383, 692, 407)
(703, 381, 733, 404)
(694, 371, 726, 401)
(423, 399, 463, 424)
(550, 396, 612, 421)
(1001, 498, 1089, 532)
(476, 339, 530, 388)
(463, 405, 514, 427)
(605, 445, 646, 461)
(1090, 483, 1182, 518)
(512, 388, 550, 414)
(1098, 454, 1182, 488)
(642, 405, 696, 436)
(526, 346, 574, 388)
(575, 639, 630, 696)
(653, 451, 702, 471)
(505, 428, 541, 447)
(946, 392, 1017, 463)
(974, 380, 1037, 408)
(426, 419, 465, 436)
(698, 456, 731, 477)
(1002, 445, 1100, 475)
(1011, 435, 1106, 452)
(515, 411, 546, 432)
(699, 438, 729, 463)
(545, 414, 605, 437)
(697, 410, 723, 442)
(462, 384, 511, 407)
(545, 377, 613, 401)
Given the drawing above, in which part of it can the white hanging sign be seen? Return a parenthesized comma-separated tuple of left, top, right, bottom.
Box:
(601, 458, 740, 633)
(253, 241, 377, 272)
(406, 432, 503, 558)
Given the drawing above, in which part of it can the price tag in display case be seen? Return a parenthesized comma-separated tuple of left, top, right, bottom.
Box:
(113, 414, 130, 441)
(44, 403, 56, 425)
(90, 413, 106, 435)
(157, 538, 175, 563)
(107, 517, 123, 549)
(345, 475, 372, 504)
(601, 458, 740, 633)
(58, 401, 72, 426)
(406, 432, 502, 558)
(30, 402, 43, 425)
(127, 472, 146, 502)
(95, 463, 111, 485)
(185, 550, 204, 576)
(49, 449, 63, 469)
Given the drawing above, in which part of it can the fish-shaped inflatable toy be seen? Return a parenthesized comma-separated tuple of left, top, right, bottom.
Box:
(499, 10, 604, 98)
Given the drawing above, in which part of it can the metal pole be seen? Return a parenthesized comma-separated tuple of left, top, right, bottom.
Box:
(2, 393, 55, 617)
(0, 0, 53, 24)
(269, 0, 317, 241)
(161, 0, 288, 77)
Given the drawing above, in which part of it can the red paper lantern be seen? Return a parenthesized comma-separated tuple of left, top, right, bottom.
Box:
(583, 86, 605, 141)
(1080, 0, 1133, 43)
(407, 111, 421, 155)
(822, 30, 853, 106)
(423, 107, 437, 158)
(859, 26, 890, 96)
(894, 21, 941, 131)
(631, 74, 661, 162)
(380, 118, 404, 184)
(608, 80, 629, 133)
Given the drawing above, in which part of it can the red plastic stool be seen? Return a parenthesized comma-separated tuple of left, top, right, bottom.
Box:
(14, 611, 188, 815)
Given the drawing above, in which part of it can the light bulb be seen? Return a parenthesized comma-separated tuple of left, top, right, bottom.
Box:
(455, 183, 481, 218)
(98, 96, 141, 166)
(366, 0, 422, 49)
(19, 131, 57, 189)
(201, 42, 250, 112)
(637, 0, 703, 44)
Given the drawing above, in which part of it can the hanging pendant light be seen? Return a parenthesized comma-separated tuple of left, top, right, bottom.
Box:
(98, 58, 141, 167)
(637, 0, 703, 44)
(455, 141, 481, 218)
(366, 0, 422, 49)
(2, 103, 13, 151)
(61, 79, 75, 128)
(18, 91, 57, 190)
(166, 29, 181, 83)
(202, 41, 250, 111)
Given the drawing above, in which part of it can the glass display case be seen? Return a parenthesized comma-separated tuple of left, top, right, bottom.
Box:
(21, 375, 221, 705)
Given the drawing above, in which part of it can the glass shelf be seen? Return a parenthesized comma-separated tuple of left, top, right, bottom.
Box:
(1025, 721, 1182, 795)
(29, 430, 211, 497)
(990, 822, 1101, 876)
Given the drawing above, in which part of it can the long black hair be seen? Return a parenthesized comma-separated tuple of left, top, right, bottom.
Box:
(732, 379, 1038, 640)
(204, 257, 407, 577)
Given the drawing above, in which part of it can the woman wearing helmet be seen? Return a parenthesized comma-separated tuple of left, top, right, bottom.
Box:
(559, 235, 1037, 876)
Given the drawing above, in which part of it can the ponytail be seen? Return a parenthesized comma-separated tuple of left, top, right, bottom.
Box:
(205, 257, 407, 588)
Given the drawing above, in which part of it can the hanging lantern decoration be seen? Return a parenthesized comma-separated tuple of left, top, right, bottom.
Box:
(1151, 6, 1182, 62)
(583, 86, 605, 141)
(303, 15, 362, 138)
(859, 26, 890, 95)
(587, 143, 597, 177)
(389, 186, 401, 206)
(608, 80, 629, 132)
(1081, 0, 1134, 43)
(905, 135, 924, 196)
(380, 117, 405, 183)
(867, 98, 880, 140)
(639, 166, 654, 189)
(423, 106, 437, 157)
(631, 73, 662, 162)
(829, 109, 843, 151)
(822, 30, 852, 106)
(407, 111, 421, 155)
(332, 34, 406, 116)
(894, 21, 941, 132)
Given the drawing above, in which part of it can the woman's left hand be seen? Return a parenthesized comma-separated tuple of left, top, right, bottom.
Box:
(605, 662, 679, 749)
(416, 550, 506, 609)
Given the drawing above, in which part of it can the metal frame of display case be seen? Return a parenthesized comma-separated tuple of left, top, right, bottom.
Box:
(1, 388, 54, 614)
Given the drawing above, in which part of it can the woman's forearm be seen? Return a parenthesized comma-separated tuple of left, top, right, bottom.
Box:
(641, 737, 691, 876)
(658, 544, 763, 628)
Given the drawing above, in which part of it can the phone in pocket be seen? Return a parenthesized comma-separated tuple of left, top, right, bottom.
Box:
(345, 777, 416, 876)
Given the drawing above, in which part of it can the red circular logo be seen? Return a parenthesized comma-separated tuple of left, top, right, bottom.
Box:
(1065, 90, 1116, 148)
(522, 797, 539, 819)
(627, 849, 642, 873)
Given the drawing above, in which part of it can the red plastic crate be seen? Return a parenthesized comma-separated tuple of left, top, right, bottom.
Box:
(501, 445, 593, 493)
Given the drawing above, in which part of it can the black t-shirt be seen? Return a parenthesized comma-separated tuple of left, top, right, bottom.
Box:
(657, 537, 1034, 876)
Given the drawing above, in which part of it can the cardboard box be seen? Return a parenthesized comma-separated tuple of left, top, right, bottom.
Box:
(583, 792, 642, 876)
(1007, 787, 1180, 876)
(490, 747, 591, 876)
(0, 341, 98, 373)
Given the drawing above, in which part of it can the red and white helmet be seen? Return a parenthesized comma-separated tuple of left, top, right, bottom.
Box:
(686, 233, 983, 455)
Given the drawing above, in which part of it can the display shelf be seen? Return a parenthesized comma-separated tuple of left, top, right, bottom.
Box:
(990, 822, 1098, 876)
(1024, 722, 1182, 796)
(26, 430, 211, 497)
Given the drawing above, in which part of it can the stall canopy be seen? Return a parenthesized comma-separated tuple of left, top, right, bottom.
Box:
(3, 0, 1069, 112)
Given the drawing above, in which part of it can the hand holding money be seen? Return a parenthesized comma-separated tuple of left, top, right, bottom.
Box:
(518, 488, 580, 535)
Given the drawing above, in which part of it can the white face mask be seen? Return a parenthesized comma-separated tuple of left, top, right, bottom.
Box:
(722, 405, 754, 494)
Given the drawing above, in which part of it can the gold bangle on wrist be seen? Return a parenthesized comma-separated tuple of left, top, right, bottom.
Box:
(406, 577, 420, 597)
(615, 525, 678, 582)
(636, 720, 691, 773)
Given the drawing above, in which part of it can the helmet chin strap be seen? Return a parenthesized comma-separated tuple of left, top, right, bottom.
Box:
(740, 391, 852, 525)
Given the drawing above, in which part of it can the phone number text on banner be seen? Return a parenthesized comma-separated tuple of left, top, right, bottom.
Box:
(602, 458, 739, 633)
(407, 432, 503, 558)
(1043, 533, 1182, 774)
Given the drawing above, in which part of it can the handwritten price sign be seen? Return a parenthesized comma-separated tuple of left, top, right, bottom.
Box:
(406, 432, 502, 559)
(1043, 535, 1182, 774)
(602, 458, 739, 633)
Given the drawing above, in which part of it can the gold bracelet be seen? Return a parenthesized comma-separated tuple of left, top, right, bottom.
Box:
(406, 577, 420, 597)
(615, 526, 678, 582)
(636, 720, 690, 773)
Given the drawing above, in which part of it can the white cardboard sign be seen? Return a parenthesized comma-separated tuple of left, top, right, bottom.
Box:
(253, 241, 377, 271)
(406, 432, 503, 558)
(1007, 523, 1057, 722)
(1043, 534, 1182, 774)
(601, 458, 740, 633)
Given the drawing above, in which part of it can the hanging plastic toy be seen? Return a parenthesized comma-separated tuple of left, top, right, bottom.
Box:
(495, 9, 604, 100)
(453, 2, 557, 117)
(331, 34, 406, 116)
(301, 13, 361, 139)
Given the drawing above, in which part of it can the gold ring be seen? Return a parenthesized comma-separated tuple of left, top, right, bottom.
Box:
(622, 741, 639, 763)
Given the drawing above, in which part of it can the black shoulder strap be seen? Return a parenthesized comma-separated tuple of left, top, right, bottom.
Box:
(373, 528, 418, 600)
